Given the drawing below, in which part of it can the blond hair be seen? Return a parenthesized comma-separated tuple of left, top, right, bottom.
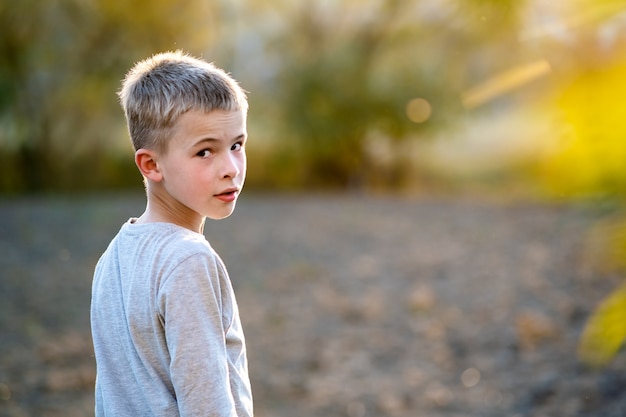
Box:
(118, 51, 248, 153)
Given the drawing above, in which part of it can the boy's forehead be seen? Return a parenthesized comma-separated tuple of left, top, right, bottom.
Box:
(172, 108, 246, 140)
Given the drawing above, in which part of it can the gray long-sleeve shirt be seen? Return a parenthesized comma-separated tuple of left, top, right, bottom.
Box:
(91, 220, 253, 417)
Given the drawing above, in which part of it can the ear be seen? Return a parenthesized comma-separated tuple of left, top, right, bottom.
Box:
(135, 149, 163, 182)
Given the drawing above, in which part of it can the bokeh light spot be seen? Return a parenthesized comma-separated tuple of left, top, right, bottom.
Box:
(406, 98, 432, 123)
(461, 367, 481, 388)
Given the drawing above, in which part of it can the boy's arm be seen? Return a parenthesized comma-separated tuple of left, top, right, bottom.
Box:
(159, 253, 238, 417)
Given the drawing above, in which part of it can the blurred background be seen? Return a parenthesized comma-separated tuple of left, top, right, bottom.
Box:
(3, 0, 626, 416)
(2, 0, 626, 197)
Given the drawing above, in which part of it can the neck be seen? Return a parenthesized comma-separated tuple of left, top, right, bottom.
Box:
(135, 186, 205, 234)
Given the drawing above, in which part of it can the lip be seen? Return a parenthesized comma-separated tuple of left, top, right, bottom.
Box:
(214, 188, 239, 203)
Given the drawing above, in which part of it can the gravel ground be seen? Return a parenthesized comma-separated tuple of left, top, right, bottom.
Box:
(0, 192, 625, 417)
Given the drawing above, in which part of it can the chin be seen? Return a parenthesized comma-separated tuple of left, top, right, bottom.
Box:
(206, 208, 236, 220)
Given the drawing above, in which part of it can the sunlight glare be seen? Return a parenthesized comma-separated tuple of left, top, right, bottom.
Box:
(461, 60, 552, 108)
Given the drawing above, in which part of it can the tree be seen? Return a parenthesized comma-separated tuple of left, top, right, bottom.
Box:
(244, 0, 528, 189)
(0, 0, 219, 191)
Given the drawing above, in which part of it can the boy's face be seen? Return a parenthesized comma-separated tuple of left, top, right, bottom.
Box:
(156, 108, 247, 221)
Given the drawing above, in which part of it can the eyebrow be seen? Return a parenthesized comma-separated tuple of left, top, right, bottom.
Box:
(193, 134, 246, 147)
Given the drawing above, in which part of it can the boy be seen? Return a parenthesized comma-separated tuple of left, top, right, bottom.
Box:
(90, 51, 253, 417)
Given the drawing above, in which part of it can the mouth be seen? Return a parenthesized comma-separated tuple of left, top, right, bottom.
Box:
(214, 187, 239, 202)
(216, 187, 239, 196)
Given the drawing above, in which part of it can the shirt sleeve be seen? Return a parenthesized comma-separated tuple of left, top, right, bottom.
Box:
(158, 252, 238, 417)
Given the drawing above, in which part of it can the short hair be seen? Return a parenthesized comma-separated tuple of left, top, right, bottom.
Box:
(118, 50, 248, 153)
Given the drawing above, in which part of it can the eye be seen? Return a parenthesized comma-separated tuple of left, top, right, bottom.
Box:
(231, 142, 243, 151)
(196, 149, 212, 158)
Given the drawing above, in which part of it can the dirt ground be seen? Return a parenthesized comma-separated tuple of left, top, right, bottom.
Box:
(1, 192, 626, 417)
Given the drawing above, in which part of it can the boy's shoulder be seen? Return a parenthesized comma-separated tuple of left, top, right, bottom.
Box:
(117, 220, 216, 260)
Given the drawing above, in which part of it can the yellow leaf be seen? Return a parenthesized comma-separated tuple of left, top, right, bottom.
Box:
(578, 283, 626, 367)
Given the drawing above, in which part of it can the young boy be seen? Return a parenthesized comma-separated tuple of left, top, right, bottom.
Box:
(90, 51, 253, 416)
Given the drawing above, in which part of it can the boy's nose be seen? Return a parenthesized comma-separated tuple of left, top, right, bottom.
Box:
(221, 154, 241, 179)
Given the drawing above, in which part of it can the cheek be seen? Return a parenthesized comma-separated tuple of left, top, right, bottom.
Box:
(168, 165, 203, 190)
(240, 155, 247, 177)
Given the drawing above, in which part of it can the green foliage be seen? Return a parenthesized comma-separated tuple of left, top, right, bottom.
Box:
(259, 0, 506, 189)
(275, 43, 414, 188)
(0, 0, 544, 192)
(0, 0, 218, 192)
